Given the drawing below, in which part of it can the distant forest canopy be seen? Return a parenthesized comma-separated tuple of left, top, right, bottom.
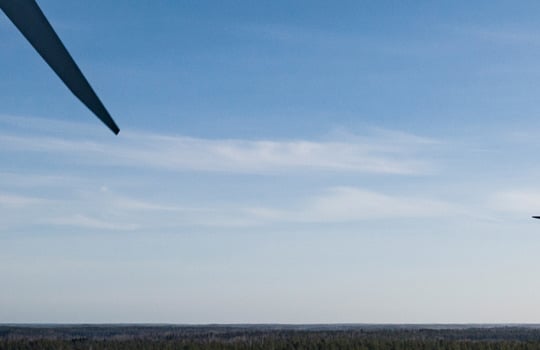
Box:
(3, 325, 540, 349)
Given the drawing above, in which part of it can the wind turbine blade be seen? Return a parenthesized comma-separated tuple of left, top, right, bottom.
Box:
(0, 0, 120, 134)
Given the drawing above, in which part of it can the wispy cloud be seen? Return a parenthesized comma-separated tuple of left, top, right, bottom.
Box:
(0, 115, 437, 175)
(116, 132, 432, 174)
(0, 116, 450, 232)
(0, 193, 51, 208)
(0, 185, 459, 233)
(0, 172, 86, 189)
(47, 214, 140, 231)
(247, 187, 456, 224)
(490, 190, 540, 214)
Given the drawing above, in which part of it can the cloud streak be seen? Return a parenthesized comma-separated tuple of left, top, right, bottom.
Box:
(0, 186, 459, 233)
(0, 116, 449, 232)
(0, 193, 51, 208)
(0, 116, 437, 175)
(47, 214, 140, 231)
(247, 187, 457, 224)
(490, 190, 540, 215)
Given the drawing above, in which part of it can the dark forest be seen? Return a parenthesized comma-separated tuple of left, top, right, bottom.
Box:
(3, 325, 540, 349)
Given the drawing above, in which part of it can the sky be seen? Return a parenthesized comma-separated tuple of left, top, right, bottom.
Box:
(2, 0, 540, 324)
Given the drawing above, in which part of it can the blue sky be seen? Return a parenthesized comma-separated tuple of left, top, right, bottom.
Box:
(2, 0, 540, 323)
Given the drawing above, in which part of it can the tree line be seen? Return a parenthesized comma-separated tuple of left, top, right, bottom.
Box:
(3, 325, 540, 350)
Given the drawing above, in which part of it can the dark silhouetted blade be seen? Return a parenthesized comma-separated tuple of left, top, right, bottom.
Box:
(0, 0, 120, 134)
(532, 216, 540, 219)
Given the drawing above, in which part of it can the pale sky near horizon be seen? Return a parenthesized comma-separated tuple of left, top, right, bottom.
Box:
(2, 0, 540, 323)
